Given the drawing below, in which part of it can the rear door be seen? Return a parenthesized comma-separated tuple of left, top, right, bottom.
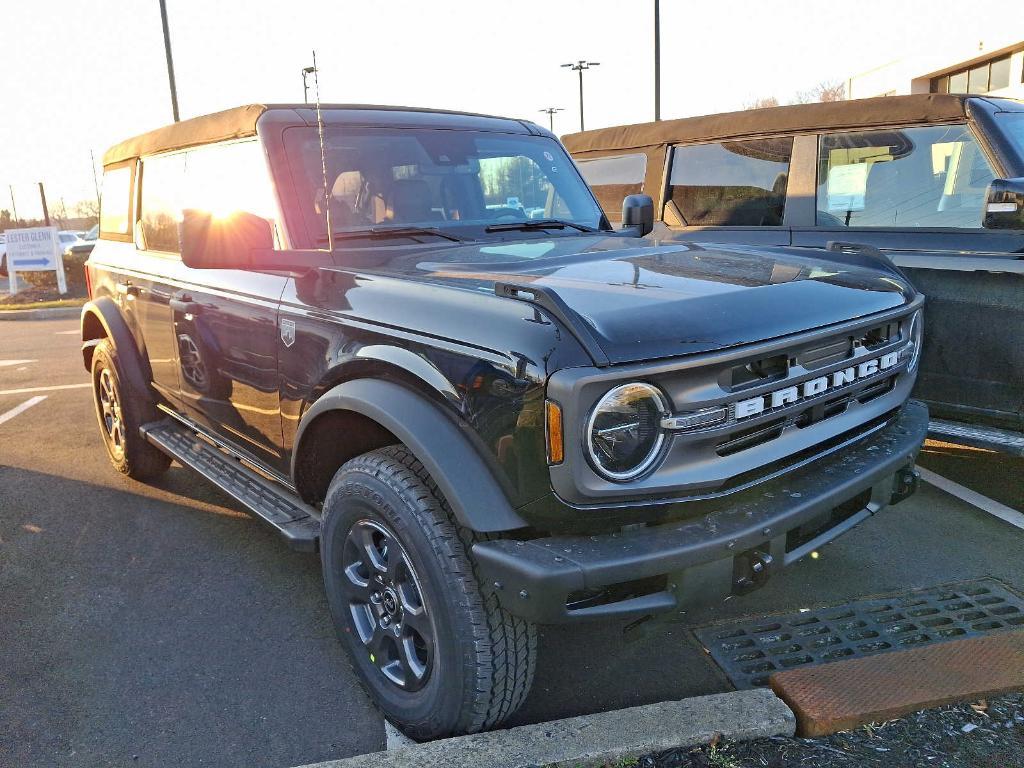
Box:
(139, 139, 290, 474)
(792, 122, 1024, 430)
(657, 136, 796, 246)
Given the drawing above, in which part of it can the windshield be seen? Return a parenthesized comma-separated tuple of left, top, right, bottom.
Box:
(284, 127, 604, 244)
(996, 112, 1024, 161)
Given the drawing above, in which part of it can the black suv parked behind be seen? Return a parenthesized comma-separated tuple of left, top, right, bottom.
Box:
(565, 94, 1024, 453)
(83, 104, 927, 739)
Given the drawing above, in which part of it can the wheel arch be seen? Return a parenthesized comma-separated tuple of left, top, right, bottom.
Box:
(293, 378, 529, 534)
(80, 297, 153, 403)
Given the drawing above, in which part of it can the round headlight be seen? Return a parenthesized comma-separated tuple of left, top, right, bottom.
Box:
(907, 310, 923, 373)
(585, 382, 668, 481)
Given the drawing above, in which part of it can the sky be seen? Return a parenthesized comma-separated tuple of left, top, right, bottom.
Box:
(0, 0, 1017, 219)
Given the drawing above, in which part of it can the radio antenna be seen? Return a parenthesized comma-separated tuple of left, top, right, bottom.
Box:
(312, 49, 332, 252)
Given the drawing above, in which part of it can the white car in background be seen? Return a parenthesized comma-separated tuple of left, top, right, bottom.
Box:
(57, 230, 83, 254)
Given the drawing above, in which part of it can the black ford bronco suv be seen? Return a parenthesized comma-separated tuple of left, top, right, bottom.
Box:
(82, 104, 927, 739)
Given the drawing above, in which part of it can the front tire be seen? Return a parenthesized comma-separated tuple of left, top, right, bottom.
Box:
(91, 340, 171, 480)
(320, 446, 536, 740)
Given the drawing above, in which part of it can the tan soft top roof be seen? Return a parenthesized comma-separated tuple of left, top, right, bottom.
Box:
(562, 94, 974, 154)
(102, 103, 530, 167)
(103, 104, 268, 166)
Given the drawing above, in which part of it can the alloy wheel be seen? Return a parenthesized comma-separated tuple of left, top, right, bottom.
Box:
(98, 367, 125, 454)
(340, 519, 434, 691)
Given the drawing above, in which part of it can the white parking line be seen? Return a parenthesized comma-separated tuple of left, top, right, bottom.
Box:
(0, 395, 47, 426)
(55, 330, 79, 335)
(919, 466, 1024, 532)
(0, 383, 91, 396)
(0, 359, 36, 367)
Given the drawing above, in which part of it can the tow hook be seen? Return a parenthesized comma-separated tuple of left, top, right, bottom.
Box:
(733, 550, 774, 594)
(890, 464, 920, 505)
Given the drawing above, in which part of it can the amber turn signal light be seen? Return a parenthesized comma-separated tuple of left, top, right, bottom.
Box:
(545, 399, 564, 465)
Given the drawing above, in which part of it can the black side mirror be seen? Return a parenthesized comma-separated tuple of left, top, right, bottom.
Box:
(621, 194, 654, 236)
(983, 178, 1024, 230)
(180, 208, 275, 270)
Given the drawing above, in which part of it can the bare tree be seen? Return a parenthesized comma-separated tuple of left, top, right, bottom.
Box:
(74, 199, 100, 221)
(794, 80, 846, 104)
(744, 96, 780, 110)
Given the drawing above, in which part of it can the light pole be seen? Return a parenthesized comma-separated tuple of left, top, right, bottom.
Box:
(157, 0, 180, 122)
(561, 60, 599, 131)
(302, 65, 317, 104)
(538, 107, 563, 132)
(654, 0, 661, 121)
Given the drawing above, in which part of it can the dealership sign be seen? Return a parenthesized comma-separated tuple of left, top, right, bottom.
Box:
(5, 226, 66, 294)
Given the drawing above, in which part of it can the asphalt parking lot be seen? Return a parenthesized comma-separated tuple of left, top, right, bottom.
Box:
(2, 316, 1023, 768)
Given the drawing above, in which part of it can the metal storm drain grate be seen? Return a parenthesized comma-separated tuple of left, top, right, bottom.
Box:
(694, 579, 1024, 689)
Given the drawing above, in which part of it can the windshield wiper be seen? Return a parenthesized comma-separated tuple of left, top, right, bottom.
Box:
(318, 226, 464, 244)
(484, 218, 596, 233)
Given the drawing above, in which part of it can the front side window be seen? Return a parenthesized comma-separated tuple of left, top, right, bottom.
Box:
(816, 124, 996, 228)
(575, 153, 647, 222)
(667, 138, 793, 226)
(99, 165, 132, 236)
(283, 127, 604, 244)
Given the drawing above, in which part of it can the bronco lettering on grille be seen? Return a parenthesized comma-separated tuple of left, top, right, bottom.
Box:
(734, 351, 900, 420)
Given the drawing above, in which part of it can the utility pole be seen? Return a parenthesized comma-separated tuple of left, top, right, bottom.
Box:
(302, 65, 317, 103)
(38, 182, 50, 227)
(654, 0, 661, 121)
(561, 60, 600, 132)
(9, 185, 19, 224)
(538, 107, 563, 132)
(158, 0, 180, 122)
(90, 149, 101, 209)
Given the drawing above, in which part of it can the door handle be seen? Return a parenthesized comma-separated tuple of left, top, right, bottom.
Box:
(116, 280, 140, 298)
(170, 292, 200, 314)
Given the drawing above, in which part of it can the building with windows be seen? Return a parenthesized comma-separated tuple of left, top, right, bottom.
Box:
(847, 37, 1023, 100)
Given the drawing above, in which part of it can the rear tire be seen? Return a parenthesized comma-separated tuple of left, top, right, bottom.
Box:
(91, 340, 171, 480)
(320, 445, 536, 740)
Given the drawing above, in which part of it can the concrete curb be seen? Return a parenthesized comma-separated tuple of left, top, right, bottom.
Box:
(0, 306, 82, 321)
(295, 689, 795, 768)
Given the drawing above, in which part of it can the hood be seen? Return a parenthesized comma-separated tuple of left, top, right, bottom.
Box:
(386, 236, 915, 365)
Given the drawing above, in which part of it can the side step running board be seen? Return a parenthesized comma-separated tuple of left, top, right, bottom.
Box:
(141, 419, 320, 551)
(928, 418, 1024, 457)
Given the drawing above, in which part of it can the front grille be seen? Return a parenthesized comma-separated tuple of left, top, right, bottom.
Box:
(713, 408, 900, 495)
(715, 372, 901, 458)
(724, 319, 903, 391)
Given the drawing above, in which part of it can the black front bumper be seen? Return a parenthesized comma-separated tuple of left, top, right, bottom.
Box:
(473, 400, 928, 624)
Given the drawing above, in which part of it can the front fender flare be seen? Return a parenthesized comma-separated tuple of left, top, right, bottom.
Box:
(80, 297, 153, 403)
(294, 379, 529, 533)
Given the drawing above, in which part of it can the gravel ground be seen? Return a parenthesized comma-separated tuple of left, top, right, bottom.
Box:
(635, 693, 1024, 768)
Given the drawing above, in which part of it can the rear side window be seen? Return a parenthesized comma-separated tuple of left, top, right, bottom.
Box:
(140, 152, 187, 252)
(667, 139, 793, 226)
(99, 165, 133, 237)
(138, 141, 277, 254)
(575, 153, 647, 222)
(816, 124, 996, 228)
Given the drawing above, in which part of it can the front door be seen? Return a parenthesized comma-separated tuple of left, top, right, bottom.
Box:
(792, 122, 1024, 431)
